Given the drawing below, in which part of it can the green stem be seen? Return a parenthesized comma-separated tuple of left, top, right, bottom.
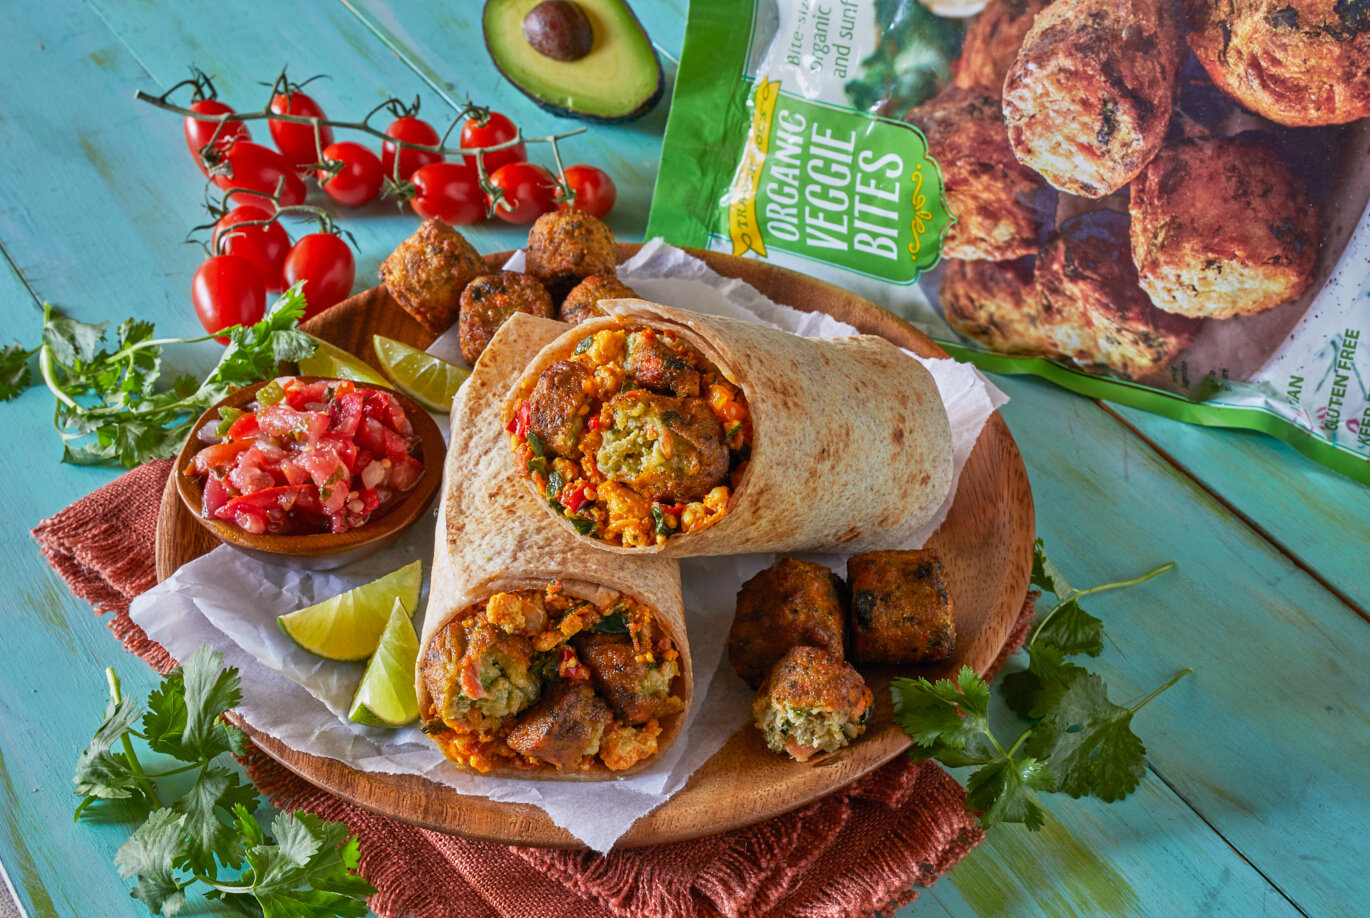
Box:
(1072, 562, 1176, 601)
(1128, 668, 1193, 714)
(1004, 726, 1034, 759)
(106, 669, 164, 811)
(39, 346, 78, 409)
(142, 763, 201, 779)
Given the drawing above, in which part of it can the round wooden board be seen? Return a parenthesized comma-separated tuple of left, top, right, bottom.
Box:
(156, 244, 1035, 848)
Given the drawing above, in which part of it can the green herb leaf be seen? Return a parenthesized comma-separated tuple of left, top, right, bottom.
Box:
(73, 694, 144, 800)
(174, 764, 259, 874)
(43, 309, 108, 366)
(1030, 537, 1072, 597)
(0, 342, 37, 401)
(593, 608, 629, 634)
(1000, 643, 1087, 720)
(526, 430, 546, 458)
(114, 808, 189, 916)
(573, 336, 593, 355)
(650, 504, 671, 538)
(1032, 597, 1104, 658)
(180, 646, 246, 761)
(546, 469, 565, 498)
(892, 666, 990, 753)
(569, 516, 596, 536)
(965, 756, 1052, 831)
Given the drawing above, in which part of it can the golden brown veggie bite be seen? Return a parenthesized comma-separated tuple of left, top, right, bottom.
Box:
(379, 218, 487, 334)
(953, 0, 1053, 94)
(1129, 136, 1320, 319)
(1002, 0, 1184, 197)
(729, 558, 847, 689)
(1185, 0, 1370, 127)
(421, 313, 691, 778)
(753, 646, 873, 762)
(504, 300, 954, 556)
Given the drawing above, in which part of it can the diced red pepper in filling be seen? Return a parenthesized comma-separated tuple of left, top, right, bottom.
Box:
(564, 485, 588, 513)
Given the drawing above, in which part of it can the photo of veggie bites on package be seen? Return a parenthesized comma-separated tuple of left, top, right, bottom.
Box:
(648, 0, 1370, 484)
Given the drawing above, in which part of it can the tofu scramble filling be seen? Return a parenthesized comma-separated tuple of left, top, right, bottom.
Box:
(756, 702, 869, 762)
(420, 581, 684, 774)
(508, 324, 752, 547)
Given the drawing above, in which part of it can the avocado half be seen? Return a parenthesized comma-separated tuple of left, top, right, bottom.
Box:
(484, 0, 664, 123)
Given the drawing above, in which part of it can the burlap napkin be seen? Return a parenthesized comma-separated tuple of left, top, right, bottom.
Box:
(34, 460, 1035, 918)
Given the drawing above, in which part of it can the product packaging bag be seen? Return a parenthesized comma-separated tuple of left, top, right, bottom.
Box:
(647, 0, 1370, 484)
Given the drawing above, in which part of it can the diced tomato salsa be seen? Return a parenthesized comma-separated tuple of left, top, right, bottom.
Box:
(185, 377, 423, 536)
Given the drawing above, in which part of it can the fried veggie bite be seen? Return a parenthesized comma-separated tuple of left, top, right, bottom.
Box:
(526, 210, 619, 299)
(846, 549, 955, 665)
(729, 558, 847, 688)
(560, 275, 639, 326)
(1185, 0, 1370, 127)
(905, 87, 1051, 260)
(457, 271, 555, 365)
(1002, 0, 1184, 197)
(939, 257, 1063, 357)
(753, 646, 872, 762)
(1036, 212, 1203, 378)
(575, 628, 685, 724)
(952, 0, 1052, 93)
(379, 218, 488, 334)
(1129, 136, 1320, 319)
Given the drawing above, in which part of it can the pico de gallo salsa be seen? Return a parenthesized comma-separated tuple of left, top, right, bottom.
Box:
(184, 376, 423, 536)
(506, 324, 752, 548)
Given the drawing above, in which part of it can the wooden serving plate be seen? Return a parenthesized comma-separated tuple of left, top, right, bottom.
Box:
(156, 244, 1035, 848)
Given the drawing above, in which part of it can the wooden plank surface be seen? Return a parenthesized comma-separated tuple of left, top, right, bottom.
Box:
(0, 1, 1366, 916)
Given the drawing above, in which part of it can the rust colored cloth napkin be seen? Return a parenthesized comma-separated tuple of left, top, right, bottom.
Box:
(34, 460, 1035, 918)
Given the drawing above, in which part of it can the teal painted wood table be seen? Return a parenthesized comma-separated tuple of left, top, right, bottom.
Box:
(1, 2, 1367, 916)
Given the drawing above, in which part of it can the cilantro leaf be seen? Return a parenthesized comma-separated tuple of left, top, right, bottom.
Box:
(180, 646, 245, 761)
(215, 810, 374, 918)
(965, 756, 1053, 831)
(0, 342, 36, 401)
(174, 765, 259, 873)
(114, 808, 189, 916)
(892, 666, 990, 752)
(1030, 537, 1073, 597)
(1024, 673, 1146, 802)
(1031, 597, 1104, 658)
(1000, 643, 1087, 720)
(73, 694, 144, 801)
(42, 309, 107, 366)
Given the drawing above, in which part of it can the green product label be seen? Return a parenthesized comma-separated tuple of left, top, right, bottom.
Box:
(721, 78, 950, 284)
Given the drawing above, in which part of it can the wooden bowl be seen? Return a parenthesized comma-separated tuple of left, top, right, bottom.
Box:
(172, 376, 443, 570)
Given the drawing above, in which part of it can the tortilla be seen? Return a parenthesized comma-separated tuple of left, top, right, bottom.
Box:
(421, 313, 691, 779)
(506, 299, 954, 556)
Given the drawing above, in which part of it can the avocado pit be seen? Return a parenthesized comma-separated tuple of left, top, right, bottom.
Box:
(524, 0, 595, 62)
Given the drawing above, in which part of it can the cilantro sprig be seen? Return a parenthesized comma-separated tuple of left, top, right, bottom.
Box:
(75, 647, 375, 916)
(7, 287, 315, 467)
(893, 540, 1191, 830)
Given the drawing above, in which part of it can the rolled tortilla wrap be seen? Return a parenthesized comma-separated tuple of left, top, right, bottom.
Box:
(505, 299, 954, 556)
(421, 313, 691, 779)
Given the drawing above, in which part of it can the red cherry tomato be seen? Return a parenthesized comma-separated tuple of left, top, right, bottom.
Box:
(488, 162, 557, 225)
(461, 111, 526, 174)
(317, 141, 383, 206)
(408, 162, 485, 224)
(283, 234, 356, 320)
(193, 255, 266, 344)
(212, 206, 290, 292)
(556, 164, 617, 219)
(268, 90, 334, 168)
(381, 117, 442, 182)
(184, 100, 251, 176)
(212, 141, 307, 208)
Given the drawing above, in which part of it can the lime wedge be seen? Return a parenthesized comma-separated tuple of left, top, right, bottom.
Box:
(348, 598, 420, 727)
(277, 560, 422, 661)
(298, 334, 389, 387)
(373, 335, 471, 413)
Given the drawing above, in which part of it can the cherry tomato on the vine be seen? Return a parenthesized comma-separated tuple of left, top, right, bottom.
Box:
(211, 141, 307, 208)
(487, 162, 558, 225)
(317, 141, 383, 207)
(460, 112, 526, 175)
(212, 206, 290, 292)
(408, 162, 485, 224)
(184, 100, 252, 176)
(283, 234, 356, 320)
(193, 255, 266, 344)
(556, 164, 617, 219)
(268, 89, 334, 168)
(381, 117, 443, 182)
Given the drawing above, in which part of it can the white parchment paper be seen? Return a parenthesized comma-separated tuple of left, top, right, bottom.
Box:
(129, 239, 1005, 851)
